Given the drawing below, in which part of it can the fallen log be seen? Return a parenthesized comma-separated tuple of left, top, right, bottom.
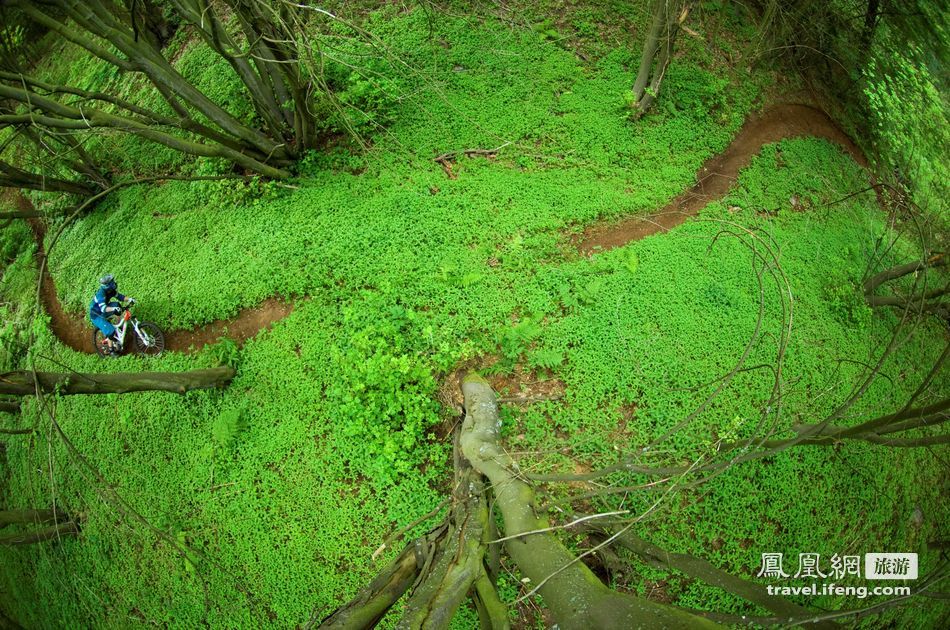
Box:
(0, 367, 236, 396)
(321, 375, 718, 629)
(0, 521, 79, 546)
(577, 520, 839, 628)
(0, 509, 80, 547)
(1, 509, 60, 529)
(0, 400, 20, 413)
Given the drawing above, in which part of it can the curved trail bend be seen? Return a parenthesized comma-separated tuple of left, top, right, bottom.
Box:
(26, 211, 293, 355)
(577, 104, 869, 253)
(26, 103, 867, 355)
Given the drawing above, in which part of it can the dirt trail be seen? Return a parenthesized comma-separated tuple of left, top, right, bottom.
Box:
(576, 104, 869, 254)
(17, 103, 867, 355)
(22, 199, 293, 355)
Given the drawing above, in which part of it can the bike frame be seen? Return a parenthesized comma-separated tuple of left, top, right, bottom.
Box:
(110, 307, 150, 349)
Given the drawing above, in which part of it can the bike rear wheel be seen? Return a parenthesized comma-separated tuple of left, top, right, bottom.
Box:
(134, 322, 165, 356)
(92, 328, 119, 357)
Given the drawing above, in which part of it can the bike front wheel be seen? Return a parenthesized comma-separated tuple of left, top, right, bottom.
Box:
(134, 322, 165, 356)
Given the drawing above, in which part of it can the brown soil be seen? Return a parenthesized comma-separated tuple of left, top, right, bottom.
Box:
(23, 199, 293, 355)
(162, 298, 294, 353)
(491, 367, 565, 405)
(575, 103, 870, 254)
(16, 103, 868, 357)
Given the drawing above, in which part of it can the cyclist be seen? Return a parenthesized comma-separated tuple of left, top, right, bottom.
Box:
(89, 274, 134, 353)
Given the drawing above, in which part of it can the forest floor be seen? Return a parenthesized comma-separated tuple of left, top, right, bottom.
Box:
(28, 103, 868, 355)
(1, 3, 946, 629)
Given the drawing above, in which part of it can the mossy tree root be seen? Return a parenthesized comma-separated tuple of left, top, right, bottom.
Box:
(458, 373, 715, 630)
(320, 374, 718, 629)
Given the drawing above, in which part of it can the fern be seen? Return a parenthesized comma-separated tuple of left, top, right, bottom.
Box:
(527, 347, 563, 371)
(212, 405, 247, 451)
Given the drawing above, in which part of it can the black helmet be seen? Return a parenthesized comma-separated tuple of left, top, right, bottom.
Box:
(99, 274, 116, 288)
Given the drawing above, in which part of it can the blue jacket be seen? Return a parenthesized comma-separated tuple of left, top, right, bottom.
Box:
(89, 284, 126, 318)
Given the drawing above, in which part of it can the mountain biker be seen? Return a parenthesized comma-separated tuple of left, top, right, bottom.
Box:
(89, 274, 135, 353)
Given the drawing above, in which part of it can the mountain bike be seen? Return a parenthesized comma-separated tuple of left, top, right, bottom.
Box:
(92, 303, 165, 357)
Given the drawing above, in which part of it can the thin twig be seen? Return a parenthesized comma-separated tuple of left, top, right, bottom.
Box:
(434, 141, 512, 163)
(487, 510, 629, 544)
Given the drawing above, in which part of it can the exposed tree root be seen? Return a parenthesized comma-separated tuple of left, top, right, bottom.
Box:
(319, 375, 719, 629)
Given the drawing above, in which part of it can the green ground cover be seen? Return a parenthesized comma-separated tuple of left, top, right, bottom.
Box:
(0, 3, 946, 628)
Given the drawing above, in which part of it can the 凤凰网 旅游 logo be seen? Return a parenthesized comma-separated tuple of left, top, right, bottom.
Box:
(756, 552, 917, 580)
(757, 552, 917, 599)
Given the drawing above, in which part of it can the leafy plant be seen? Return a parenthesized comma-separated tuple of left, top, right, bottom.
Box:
(212, 404, 248, 452)
(492, 316, 544, 373)
(208, 337, 240, 369)
(822, 278, 869, 328)
(532, 20, 561, 42)
(527, 346, 563, 371)
(437, 264, 483, 288)
(623, 250, 639, 275)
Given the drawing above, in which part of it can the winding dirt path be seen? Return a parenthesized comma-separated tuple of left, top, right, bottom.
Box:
(20, 103, 867, 355)
(576, 104, 869, 254)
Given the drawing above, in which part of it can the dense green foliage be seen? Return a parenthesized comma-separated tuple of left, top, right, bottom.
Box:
(0, 2, 946, 628)
(756, 0, 949, 225)
(863, 49, 949, 222)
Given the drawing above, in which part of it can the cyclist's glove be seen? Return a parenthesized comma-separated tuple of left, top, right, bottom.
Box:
(126, 297, 136, 305)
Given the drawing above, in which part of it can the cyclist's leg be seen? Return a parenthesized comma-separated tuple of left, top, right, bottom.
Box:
(92, 316, 118, 349)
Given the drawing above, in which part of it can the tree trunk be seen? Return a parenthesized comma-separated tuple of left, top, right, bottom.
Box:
(0, 400, 21, 413)
(169, 0, 290, 145)
(319, 543, 424, 628)
(396, 476, 495, 628)
(579, 521, 840, 628)
(225, 0, 316, 149)
(230, 5, 296, 129)
(0, 509, 79, 547)
(0, 69, 265, 159)
(0, 82, 290, 177)
(5, 0, 322, 175)
(0, 160, 96, 196)
(863, 254, 948, 316)
(324, 375, 871, 627)
(60, 0, 291, 161)
(319, 398, 507, 630)
(861, 0, 883, 51)
(631, 2, 689, 118)
(13, 0, 296, 164)
(125, 0, 177, 50)
(0, 207, 71, 220)
(0, 367, 236, 397)
(724, 397, 950, 450)
(0, 509, 60, 528)
(863, 253, 946, 294)
(631, 1, 667, 104)
(0, 521, 79, 546)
